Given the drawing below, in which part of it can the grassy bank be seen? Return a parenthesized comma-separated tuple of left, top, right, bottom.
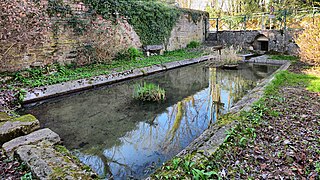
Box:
(0, 48, 206, 111)
(152, 65, 320, 179)
(1, 49, 205, 88)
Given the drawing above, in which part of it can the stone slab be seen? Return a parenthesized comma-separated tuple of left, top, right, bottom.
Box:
(241, 55, 288, 65)
(0, 114, 40, 144)
(24, 55, 214, 103)
(3, 128, 61, 156)
(143, 45, 163, 51)
(15, 142, 95, 179)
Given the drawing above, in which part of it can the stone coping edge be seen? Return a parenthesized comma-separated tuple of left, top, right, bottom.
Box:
(23, 55, 214, 103)
(177, 60, 291, 157)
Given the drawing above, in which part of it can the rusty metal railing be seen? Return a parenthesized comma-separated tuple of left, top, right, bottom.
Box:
(209, 7, 320, 32)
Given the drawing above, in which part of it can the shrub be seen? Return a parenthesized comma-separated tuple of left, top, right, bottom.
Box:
(186, 41, 201, 49)
(133, 82, 166, 102)
(116, 47, 143, 61)
(296, 17, 320, 65)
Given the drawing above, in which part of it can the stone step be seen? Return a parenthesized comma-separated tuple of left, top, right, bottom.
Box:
(15, 142, 96, 179)
(0, 114, 40, 144)
(3, 128, 61, 156)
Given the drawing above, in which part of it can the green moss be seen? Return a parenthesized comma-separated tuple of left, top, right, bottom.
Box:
(50, 167, 67, 179)
(216, 113, 240, 126)
(0, 112, 12, 122)
(54, 145, 95, 175)
(12, 114, 37, 123)
(0, 122, 5, 127)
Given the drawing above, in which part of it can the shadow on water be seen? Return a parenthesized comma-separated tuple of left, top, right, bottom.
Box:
(21, 62, 279, 179)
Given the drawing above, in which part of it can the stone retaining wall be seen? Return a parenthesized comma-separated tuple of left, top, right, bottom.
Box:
(0, 1, 209, 72)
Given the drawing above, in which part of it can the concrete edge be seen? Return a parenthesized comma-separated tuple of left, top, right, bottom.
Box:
(176, 60, 291, 159)
(23, 55, 214, 103)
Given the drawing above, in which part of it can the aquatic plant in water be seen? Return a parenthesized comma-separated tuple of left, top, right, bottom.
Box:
(133, 82, 166, 102)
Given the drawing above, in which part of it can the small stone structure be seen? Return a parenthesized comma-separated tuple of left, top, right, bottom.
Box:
(143, 45, 164, 56)
(209, 30, 301, 55)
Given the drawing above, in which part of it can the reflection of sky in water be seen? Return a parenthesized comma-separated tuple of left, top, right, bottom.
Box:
(22, 63, 279, 179)
(78, 87, 214, 179)
(75, 67, 266, 179)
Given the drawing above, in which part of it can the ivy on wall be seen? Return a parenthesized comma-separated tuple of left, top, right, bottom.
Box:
(82, 0, 206, 46)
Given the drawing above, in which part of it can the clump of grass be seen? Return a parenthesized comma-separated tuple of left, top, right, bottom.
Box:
(186, 41, 201, 49)
(264, 70, 320, 95)
(133, 82, 166, 102)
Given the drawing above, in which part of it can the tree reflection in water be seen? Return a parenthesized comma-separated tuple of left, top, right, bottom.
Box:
(23, 63, 279, 179)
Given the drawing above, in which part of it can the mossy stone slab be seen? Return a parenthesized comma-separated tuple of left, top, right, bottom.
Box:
(0, 114, 40, 144)
(3, 128, 61, 156)
(15, 142, 96, 179)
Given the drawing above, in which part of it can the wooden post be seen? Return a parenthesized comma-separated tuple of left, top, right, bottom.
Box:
(244, 15, 247, 30)
(216, 18, 219, 40)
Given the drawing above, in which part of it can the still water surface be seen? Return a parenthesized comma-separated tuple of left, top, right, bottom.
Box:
(22, 63, 279, 179)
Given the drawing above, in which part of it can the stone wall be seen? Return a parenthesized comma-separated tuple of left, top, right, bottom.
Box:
(0, 1, 142, 72)
(0, 1, 208, 73)
(166, 11, 209, 51)
(214, 30, 301, 55)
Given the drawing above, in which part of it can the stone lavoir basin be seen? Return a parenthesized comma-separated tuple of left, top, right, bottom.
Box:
(20, 62, 279, 179)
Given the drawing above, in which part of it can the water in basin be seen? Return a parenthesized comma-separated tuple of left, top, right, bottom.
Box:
(21, 62, 279, 179)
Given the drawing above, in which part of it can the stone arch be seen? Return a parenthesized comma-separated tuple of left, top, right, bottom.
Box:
(252, 34, 269, 51)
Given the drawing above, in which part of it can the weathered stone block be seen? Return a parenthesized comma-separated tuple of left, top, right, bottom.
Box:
(3, 128, 61, 155)
(16, 143, 95, 179)
(0, 114, 40, 144)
